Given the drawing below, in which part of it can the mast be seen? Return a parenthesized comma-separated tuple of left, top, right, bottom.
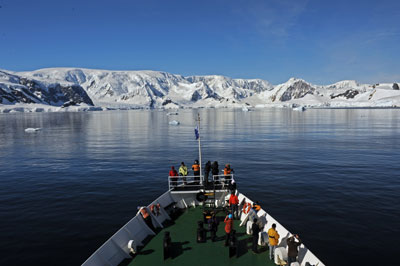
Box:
(197, 113, 203, 184)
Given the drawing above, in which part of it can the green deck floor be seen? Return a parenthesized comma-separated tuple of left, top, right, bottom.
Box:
(127, 207, 276, 266)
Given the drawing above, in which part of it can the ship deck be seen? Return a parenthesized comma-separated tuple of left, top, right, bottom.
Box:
(123, 207, 275, 266)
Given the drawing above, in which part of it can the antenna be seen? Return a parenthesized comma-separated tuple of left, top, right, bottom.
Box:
(197, 113, 203, 184)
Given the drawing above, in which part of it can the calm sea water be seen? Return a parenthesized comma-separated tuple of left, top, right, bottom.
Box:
(0, 108, 399, 266)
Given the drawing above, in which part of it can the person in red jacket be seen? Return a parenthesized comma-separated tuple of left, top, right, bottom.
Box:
(139, 207, 155, 231)
(228, 192, 239, 219)
(169, 166, 178, 187)
(224, 214, 233, 246)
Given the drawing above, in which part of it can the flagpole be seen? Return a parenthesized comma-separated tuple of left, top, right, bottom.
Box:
(197, 113, 203, 185)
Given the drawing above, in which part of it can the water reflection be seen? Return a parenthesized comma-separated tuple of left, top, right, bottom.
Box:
(0, 108, 399, 266)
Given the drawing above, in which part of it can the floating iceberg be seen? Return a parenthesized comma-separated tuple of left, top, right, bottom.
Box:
(242, 107, 249, 112)
(168, 120, 180, 126)
(25, 128, 41, 133)
(292, 105, 306, 111)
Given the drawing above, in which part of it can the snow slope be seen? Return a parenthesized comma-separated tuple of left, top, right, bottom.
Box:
(1, 68, 399, 112)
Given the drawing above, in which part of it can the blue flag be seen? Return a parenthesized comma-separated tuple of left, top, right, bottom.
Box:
(194, 126, 199, 140)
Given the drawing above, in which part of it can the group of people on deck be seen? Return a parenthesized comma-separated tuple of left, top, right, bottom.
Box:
(224, 196, 302, 264)
(168, 160, 303, 265)
(168, 160, 234, 187)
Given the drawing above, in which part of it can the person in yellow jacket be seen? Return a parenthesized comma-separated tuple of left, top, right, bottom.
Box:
(268, 223, 280, 260)
(179, 162, 188, 185)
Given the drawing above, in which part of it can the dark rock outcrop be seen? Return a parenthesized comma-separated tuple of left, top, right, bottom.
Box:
(61, 100, 78, 108)
(191, 91, 202, 101)
(162, 99, 174, 106)
(279, 80, 315, 101)
(393, 83, 399, 90)
(331, 89, 359, 99)
(47, 84, 94, 105)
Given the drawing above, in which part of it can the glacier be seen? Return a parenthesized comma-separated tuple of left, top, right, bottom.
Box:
(1, 67, 400, 113)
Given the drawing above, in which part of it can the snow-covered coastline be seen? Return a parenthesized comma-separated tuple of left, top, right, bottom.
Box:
(1, 68, 399, 113)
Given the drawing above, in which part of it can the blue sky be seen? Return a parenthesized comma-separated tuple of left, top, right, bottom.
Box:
(0, 0, 399, 84)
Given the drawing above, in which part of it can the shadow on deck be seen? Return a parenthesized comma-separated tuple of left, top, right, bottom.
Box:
(121, 207, 275, 266)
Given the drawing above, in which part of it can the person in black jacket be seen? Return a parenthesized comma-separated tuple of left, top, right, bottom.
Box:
(204, 161, 211, 186)
(287, 234, 302, 265)
(211, 161, 219, 183)
(251, 218, 260, 253)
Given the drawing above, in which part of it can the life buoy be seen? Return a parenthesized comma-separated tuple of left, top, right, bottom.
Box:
(196, 192, 208, 202)
(242, 202, 251, 214)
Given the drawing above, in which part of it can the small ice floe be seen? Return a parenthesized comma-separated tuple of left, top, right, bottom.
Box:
(242, 107, 249, 112)
(167, 112, 179, 116)
(169, 120, 180, 126)
(292, 106, 306, 111)
(25, 128, 41, 133)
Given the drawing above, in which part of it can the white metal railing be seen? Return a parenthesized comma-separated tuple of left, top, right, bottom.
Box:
(81, 191, 175, 266)
(168, 174, 234, 190)
(168, 175, 202, 190)
(236, 192, 325, 266)
(82, 184, 325, 266)
(211, 174, 234, 187)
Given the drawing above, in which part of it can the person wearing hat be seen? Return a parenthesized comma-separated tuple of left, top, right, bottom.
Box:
(287, 234, 302, 265)
(224, 213, 234, 246)
(192, 160, 200, 184)
(224, 164, 233, 185)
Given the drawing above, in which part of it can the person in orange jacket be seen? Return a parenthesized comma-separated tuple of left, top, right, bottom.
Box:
(268, 223, 280, 260)
(224, 164, 233, 185)
(253, 201, 261, 212)
(228, 192, 239, 219)
(192, 160, 200, 184)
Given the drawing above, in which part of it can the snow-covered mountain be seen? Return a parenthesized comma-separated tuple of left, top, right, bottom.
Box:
(0, 70, 93, 106)
(1, 67, 399, 112)
(17, 68, 273, 108)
